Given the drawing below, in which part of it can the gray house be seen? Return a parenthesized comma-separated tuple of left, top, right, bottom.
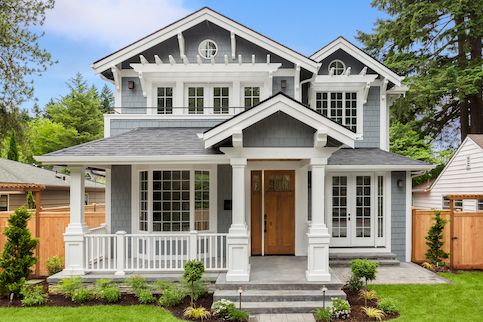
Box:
(37, 7, 432, 285)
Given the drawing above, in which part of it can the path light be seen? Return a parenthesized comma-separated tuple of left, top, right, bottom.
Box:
(238, 287, 244, 309)
(321, 285, 328, 309)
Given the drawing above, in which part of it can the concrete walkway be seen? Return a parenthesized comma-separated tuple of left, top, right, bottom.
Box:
(332, 262, 449, 284)
(255, 313, 315, 322)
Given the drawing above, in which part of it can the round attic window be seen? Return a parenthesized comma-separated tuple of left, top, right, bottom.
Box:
(198, 39, 218, 59)
(328, 59, 346, 75)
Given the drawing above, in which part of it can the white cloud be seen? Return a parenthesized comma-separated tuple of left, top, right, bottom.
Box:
(45, 0, 190, 49)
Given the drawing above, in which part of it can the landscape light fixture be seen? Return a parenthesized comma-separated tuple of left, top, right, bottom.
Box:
(321, 285, 328, 309)
(238, 287, 244, 309)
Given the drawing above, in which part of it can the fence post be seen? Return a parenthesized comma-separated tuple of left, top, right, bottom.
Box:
(115, 231, 126, 276)
(189, 231, 198, 260)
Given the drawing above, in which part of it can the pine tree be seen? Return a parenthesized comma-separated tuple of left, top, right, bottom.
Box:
(425, 211, 449, 267)
(0, 207, 38, 297)
(99, 84, 114, 114)
(6, 132, 19, 161)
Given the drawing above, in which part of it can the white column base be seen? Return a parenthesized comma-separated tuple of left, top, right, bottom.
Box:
(226, 226, 250, 282)
(63, 224, 89, 276)
(306, 228, 331, 282)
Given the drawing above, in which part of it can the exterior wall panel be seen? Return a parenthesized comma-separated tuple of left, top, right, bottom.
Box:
(111, 165, 132, 233)
(356, 87, 380, 148)
(391, 171, 406, 261)
(217, 164, 232, 233)
(110, 118, 224, 136)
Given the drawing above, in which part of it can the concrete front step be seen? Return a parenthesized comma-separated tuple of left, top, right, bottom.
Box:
(241, 301, 333, 314)
(329, 259, 400, 267)
(329, 252, 400, 266)
(214, 282, 344, 291)
(213, 289, 346, 302)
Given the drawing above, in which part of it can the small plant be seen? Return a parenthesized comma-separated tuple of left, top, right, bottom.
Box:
(421, 262, 435, 271)
(158, 285, 185, 307)
(46, 256, 64, 276)
(154, 280, 174, 291)
(351, 259, 378, 290)
(20, 285, 48, 307)
(313, 307, 331, 322)
(347, 274, 364, 292)
(359, 289, 378, 306)
(181, 277, 207, 301)
(212, 299, 236, 319)
(361, 307, 385, 321)
(226, 307, 249, 322)
(126, 275, 148, 292)
(71, 287, 92, 303)
(330, 297, 350, 320)
(136, 288, 156, 304)
(183, 260, 205, 306)
(95, 279, 120, 303)
(183, 306, 211, 321)
(377, 298, 399, 314)
(425, 211, 449, 267)
(0, 207, 38, 297)
(58, 277, 82, 299)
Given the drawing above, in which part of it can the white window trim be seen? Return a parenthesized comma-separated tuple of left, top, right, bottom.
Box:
(0, 194, 9, 212)
(328, 59, 346, 75)
(198, 39, 218, 59)
(149, 82, 176, 115)
(131, 164, 217, 234)
(184, 83, 233, 115)
(241, 83, 263, 108)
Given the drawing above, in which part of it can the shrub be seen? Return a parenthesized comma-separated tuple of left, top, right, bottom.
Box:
(72, 287, 92, 303)
(425, 211, 449, 267)
(58, 277, 82, 299)
(226, 307, 249, 322)
(377, 298, 399, 314)
(154, 280, 174, 291)
(158, 285, 185, 307)
(136, 288, 156, 304)
(421, 262, 435, 271)
(0, 207, 38, 296)
(183, 260, 205, 306)
(347, 274, 364, 292)
(212, 299, 236, 318)
(351, 259, 378, 289)
(359, 289, 378, 307)
(183, 306, 211, 321)
(20, 285, 48, 307)
(361, 307, 385, 321)
(313, 307, 331, 322)
(126, 275, 148, 292)
(330, 297, 350, 319)
(181, 277, 207, 301)
(46, 256, 64, 276)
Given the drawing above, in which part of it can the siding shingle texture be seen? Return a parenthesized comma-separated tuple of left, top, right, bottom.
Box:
(391, 171, 406, 261)
(111, 165, 132, 233)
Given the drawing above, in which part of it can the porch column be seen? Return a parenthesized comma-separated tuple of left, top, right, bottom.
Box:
(63, 166, 89, 275)
(306, 158, 331, 281)
(226, 157, 250, 281)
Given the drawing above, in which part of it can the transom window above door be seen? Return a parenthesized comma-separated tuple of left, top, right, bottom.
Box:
(315, 91, 357, 132)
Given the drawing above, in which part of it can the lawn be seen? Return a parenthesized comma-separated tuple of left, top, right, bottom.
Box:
(0, 305, 183, 322)
(372, 271, 483, 322)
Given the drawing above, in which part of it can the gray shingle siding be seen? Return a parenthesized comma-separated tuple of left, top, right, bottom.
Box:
(217, 164, 232, 233)
(391, 171, 407, 261)
(111, 165, 132, 233)
(317, 49, 376, 75)
(110, 119, 224, 136)
(272, 76, 294, 98)
(243, 112, 315, 147)
(121, 77, 146, 111)
(356, 87, 380, 148)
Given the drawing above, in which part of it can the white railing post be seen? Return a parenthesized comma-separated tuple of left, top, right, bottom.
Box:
(189, 231, 198, 260)
(115, 231, 126, 276)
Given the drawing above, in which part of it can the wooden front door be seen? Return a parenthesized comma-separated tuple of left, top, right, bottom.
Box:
(251, 170, 295, 255)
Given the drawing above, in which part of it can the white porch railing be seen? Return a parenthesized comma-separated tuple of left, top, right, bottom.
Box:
(84, 231, 227, 274)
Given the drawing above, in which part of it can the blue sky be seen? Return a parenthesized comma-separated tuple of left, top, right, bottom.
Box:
(28, 0, 386, 110)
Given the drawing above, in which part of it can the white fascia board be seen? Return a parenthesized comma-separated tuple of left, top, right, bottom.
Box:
(34, 155, 229, 165)
(313, 74, 378, 85)
(105, 114, 231, 121)
(130, 62, 282, 73)
(310, 38, 403, 87)
(202, 95, 357, 148)
(92, 8, 318, 74)
(326, 164, 435, 171)
(386, 84, 409, 95)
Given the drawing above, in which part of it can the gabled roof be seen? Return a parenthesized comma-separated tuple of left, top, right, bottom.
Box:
(92, 7, 319, 74)
(0, 158, 103, 189)
(202, 92, 357, 148)
(468, 134, 483, 149)
(310, 36, 403, 86)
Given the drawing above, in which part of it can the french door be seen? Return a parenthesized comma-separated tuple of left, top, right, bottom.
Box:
(328, 173, 380, 247)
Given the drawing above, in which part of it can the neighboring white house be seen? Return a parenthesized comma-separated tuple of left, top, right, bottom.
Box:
(36, 7, 432, 283)
(413, 134, 483, 212)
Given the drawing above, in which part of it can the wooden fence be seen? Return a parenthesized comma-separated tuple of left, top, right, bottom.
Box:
(412, 209, 483, 269)
(0, 205, 105, 276)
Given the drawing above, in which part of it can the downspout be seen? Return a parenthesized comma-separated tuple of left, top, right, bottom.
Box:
(299, 63, 321, 105)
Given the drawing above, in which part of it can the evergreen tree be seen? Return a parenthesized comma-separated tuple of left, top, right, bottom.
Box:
(425, 211, 450, 267)
(0, 207, 38, 297)
(358, 1, 483, 142)
(27, 118, 78, 156)
(6, 132, 19, 161)
(99, 84, 114, 114)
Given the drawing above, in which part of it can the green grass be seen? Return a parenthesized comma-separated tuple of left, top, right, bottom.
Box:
(372, 271, 483, 322)
(0, 305, 183, 322)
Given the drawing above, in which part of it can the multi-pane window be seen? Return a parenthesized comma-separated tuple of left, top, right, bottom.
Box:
(188, 87, 204, 114)
(198, 40, 218, 59)
(0, 195, 7, 211)
(157, 87, 173, 114)
(213, 87, 229, 114)
(328, 60, 346, 75)
(356, 176, 371, 238)
(332, 176, 348, 238)
(152, 171, 190, 232)
(195, 171, 210, 230)
(442, 196, 463, 210)
(315, 91, 358, 132)
(244, 87, 260, 108)
(377, 176, 384, 238)
(139, 172, 148, 231)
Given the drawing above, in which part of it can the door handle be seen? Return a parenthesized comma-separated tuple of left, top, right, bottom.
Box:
(264, 214, 267, 233)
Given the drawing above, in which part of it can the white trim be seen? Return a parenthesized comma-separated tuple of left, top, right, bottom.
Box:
(310, 37, 403, 86)
(326, 164, 434, 171)
(405, 171, 411, 262)
(379, 78, 389, 150)
(203, 94, 357, 148)
(105, 168, 111, 233)
(198, 39, 218, 59)
(92, 8, 319, 73)
(328, 59, 346, 75)
(35, 155, 229, 165)
(221, 147, 338, 160)
(130, 62, 282, 74)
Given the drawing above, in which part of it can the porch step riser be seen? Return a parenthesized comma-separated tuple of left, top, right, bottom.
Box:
(215, 283, 344, 291)
(241, 301, 334, 314)
(214, 293, 345, 302)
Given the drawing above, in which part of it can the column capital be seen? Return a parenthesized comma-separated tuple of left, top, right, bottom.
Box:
(230, 157, 247, 167)
(309, 158, 327, 167)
